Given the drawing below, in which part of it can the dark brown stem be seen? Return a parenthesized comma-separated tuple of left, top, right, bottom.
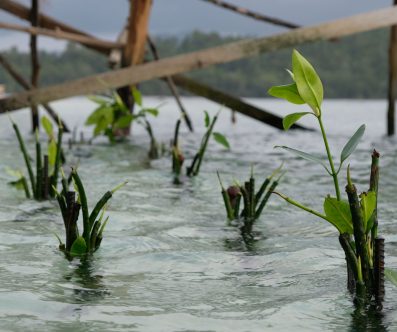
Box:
(374, 237, 385, 309)
(339, 233, 358, 293)
(370, 150, 380, 242)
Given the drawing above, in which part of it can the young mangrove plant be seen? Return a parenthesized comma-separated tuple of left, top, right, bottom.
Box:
(217, 165, 283, 231)
(86, 88, 161, 158)
(268, 49, 393, 308)
(10, 116, 64, 200)
(54, 168, 126, 257)
(186, 111, 230, 177)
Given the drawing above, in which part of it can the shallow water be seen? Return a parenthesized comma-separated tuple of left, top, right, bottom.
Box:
(0, 97, 397, 331)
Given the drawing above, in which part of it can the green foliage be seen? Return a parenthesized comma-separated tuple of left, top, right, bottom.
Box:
(339, 125, 366, 170)
(268, 84, 305, 105)
(212, 132, 230, 149)
(70, 236, 87, 257)
(323, 196, 353, 234)
(282, 112, 311, 130)
(359, 191, 376, 232)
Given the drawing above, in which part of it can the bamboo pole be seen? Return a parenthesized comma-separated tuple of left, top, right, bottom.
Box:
(30, 0, 39, 131)
(0, 22, 124, 49)
(0, 0, 110, 54)
(199, 0, 300, 29)
(387, 0, 397, 136)
(2, 6, 397, 112)
(0, 54, 70, 132)
(147, 36, 193, 132)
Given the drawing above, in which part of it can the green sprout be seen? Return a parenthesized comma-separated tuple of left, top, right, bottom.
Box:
(268, 49, 391, 308)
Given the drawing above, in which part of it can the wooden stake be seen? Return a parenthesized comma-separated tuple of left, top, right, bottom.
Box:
(30, 0, 39, 131)
(387, 1, 397, 136)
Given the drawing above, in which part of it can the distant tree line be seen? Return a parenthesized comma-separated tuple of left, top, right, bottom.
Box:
(0, 29, 391, 98)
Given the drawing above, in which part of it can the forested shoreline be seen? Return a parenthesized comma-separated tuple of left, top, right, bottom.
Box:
(0, 29, 390, 98)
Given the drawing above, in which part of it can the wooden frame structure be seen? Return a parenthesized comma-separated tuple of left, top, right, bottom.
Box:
(1, 1, 397, 134)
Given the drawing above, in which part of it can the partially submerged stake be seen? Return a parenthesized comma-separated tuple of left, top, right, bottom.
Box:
(55, 169, 127, 258)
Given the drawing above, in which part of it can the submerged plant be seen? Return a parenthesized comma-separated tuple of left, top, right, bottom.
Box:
(10, 116, 64, 200)
(217, 165, 283, 231)
(186, 111, 229, 177)
(268, 49, 393, 308)
(54, 169, 126, 257)
(86, 88, 161, 158)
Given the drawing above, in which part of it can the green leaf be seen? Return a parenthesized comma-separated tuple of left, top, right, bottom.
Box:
(88, 95, 110, 105)
(5, 167, 23, 178)
(41, 116, 53, 137)
(48, 139, 57, 166)
(204, 111, 210, 128)
(8, 177, 25, 190)
(340, 124, 365, 166)
(143, 108, 159, 117)
(323, 196, 353, 234)
(113, 92, 130, 114)
(360, 191, 376, 232)
(70, 236, 87, 256)
(385, 268, 397, 287)
(292, 49, 323, 110)
(268, 83, 305, 105)
(212, 132, 230, 149)
(114, 114, 134, 129)
(283, 112, 311, 130)
(94, 117, 110, 136)
(86, 106, 112, 125)
(275, 146, 331, 175)
(132, 87, 142, 107)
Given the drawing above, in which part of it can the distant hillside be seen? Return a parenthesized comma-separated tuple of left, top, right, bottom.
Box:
(0, 29, 391, 98)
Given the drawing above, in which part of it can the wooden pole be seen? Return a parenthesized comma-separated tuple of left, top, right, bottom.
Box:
(2, 6, 397, 112)
(387, 1, 397, 136)
(0, 22, 124, 50)
(0, 0, 110, 54)
(147, 36, 194, 131)
(199, 0, 300, 29)
(30, 0, 39, 131)
(171, 75, 311, 131)
(0, 54, 70, 132)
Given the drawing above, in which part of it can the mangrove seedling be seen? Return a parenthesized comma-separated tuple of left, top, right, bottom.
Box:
(54, 168, 126, 257)
(10, 116, 65, 200)
(268, 49, 392, 308)
(86, 88, 161, 158)
(186, 111, 230, 177)
(217, 164, 283, 231)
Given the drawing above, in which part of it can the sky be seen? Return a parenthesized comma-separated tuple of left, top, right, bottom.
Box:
(0, 0, 392, 51)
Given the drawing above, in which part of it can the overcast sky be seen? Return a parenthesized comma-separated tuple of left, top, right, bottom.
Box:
(0, 0, 392, 51)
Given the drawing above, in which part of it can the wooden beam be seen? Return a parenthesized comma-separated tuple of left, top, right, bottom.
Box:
(2, 6, 397, 112)
(172, 75, 310, 131)
(0, 0, 110, 54)
(199, 0, 300, 29)
(387, 1, 397, 136)
(0, 22, 124, 49)
(0, 54, 70, 132)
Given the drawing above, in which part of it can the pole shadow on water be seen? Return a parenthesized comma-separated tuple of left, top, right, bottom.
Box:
(349, 304, 388, 331)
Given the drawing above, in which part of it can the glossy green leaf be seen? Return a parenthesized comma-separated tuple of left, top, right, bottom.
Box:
(70, 236, 87, 256)
(292, 49, 323, 110)
(114, 114, 134, 129)
(360, 191, 376, 232)
(283, 112, 311, 130)
(132, 87, 142, 107)
(41, 116, 53, 137)
(48, 139, 57, 166)
(323, 196, 353, 234)
(86, 106, 112, 125)
(275, 146, 331, 175)
(143, 108, 159, 117)
(204, 111, 210, 128)
(212, 132, 230, 149)
(340, 124, 365, 166)
(268, 83, 305, 105)
(94, 117, 110, 136)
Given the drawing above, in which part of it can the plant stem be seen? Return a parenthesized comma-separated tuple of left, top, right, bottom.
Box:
(318, 115, 341, 201)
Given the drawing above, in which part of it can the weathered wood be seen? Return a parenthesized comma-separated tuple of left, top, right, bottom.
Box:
(0, 54, 70, 132)
(172, 75, 310, 131)
(387, 1, 397, 136)
(30, 0, 39, 131)
(2, 6, 397, 112)
(0, 22, 124, 49)
(0, 0, 110, 54)
(199, 0, 300, 29)
(147, 36, 194, 131)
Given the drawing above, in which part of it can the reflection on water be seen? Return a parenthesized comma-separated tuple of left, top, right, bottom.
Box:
(0, 98, 397, 331)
